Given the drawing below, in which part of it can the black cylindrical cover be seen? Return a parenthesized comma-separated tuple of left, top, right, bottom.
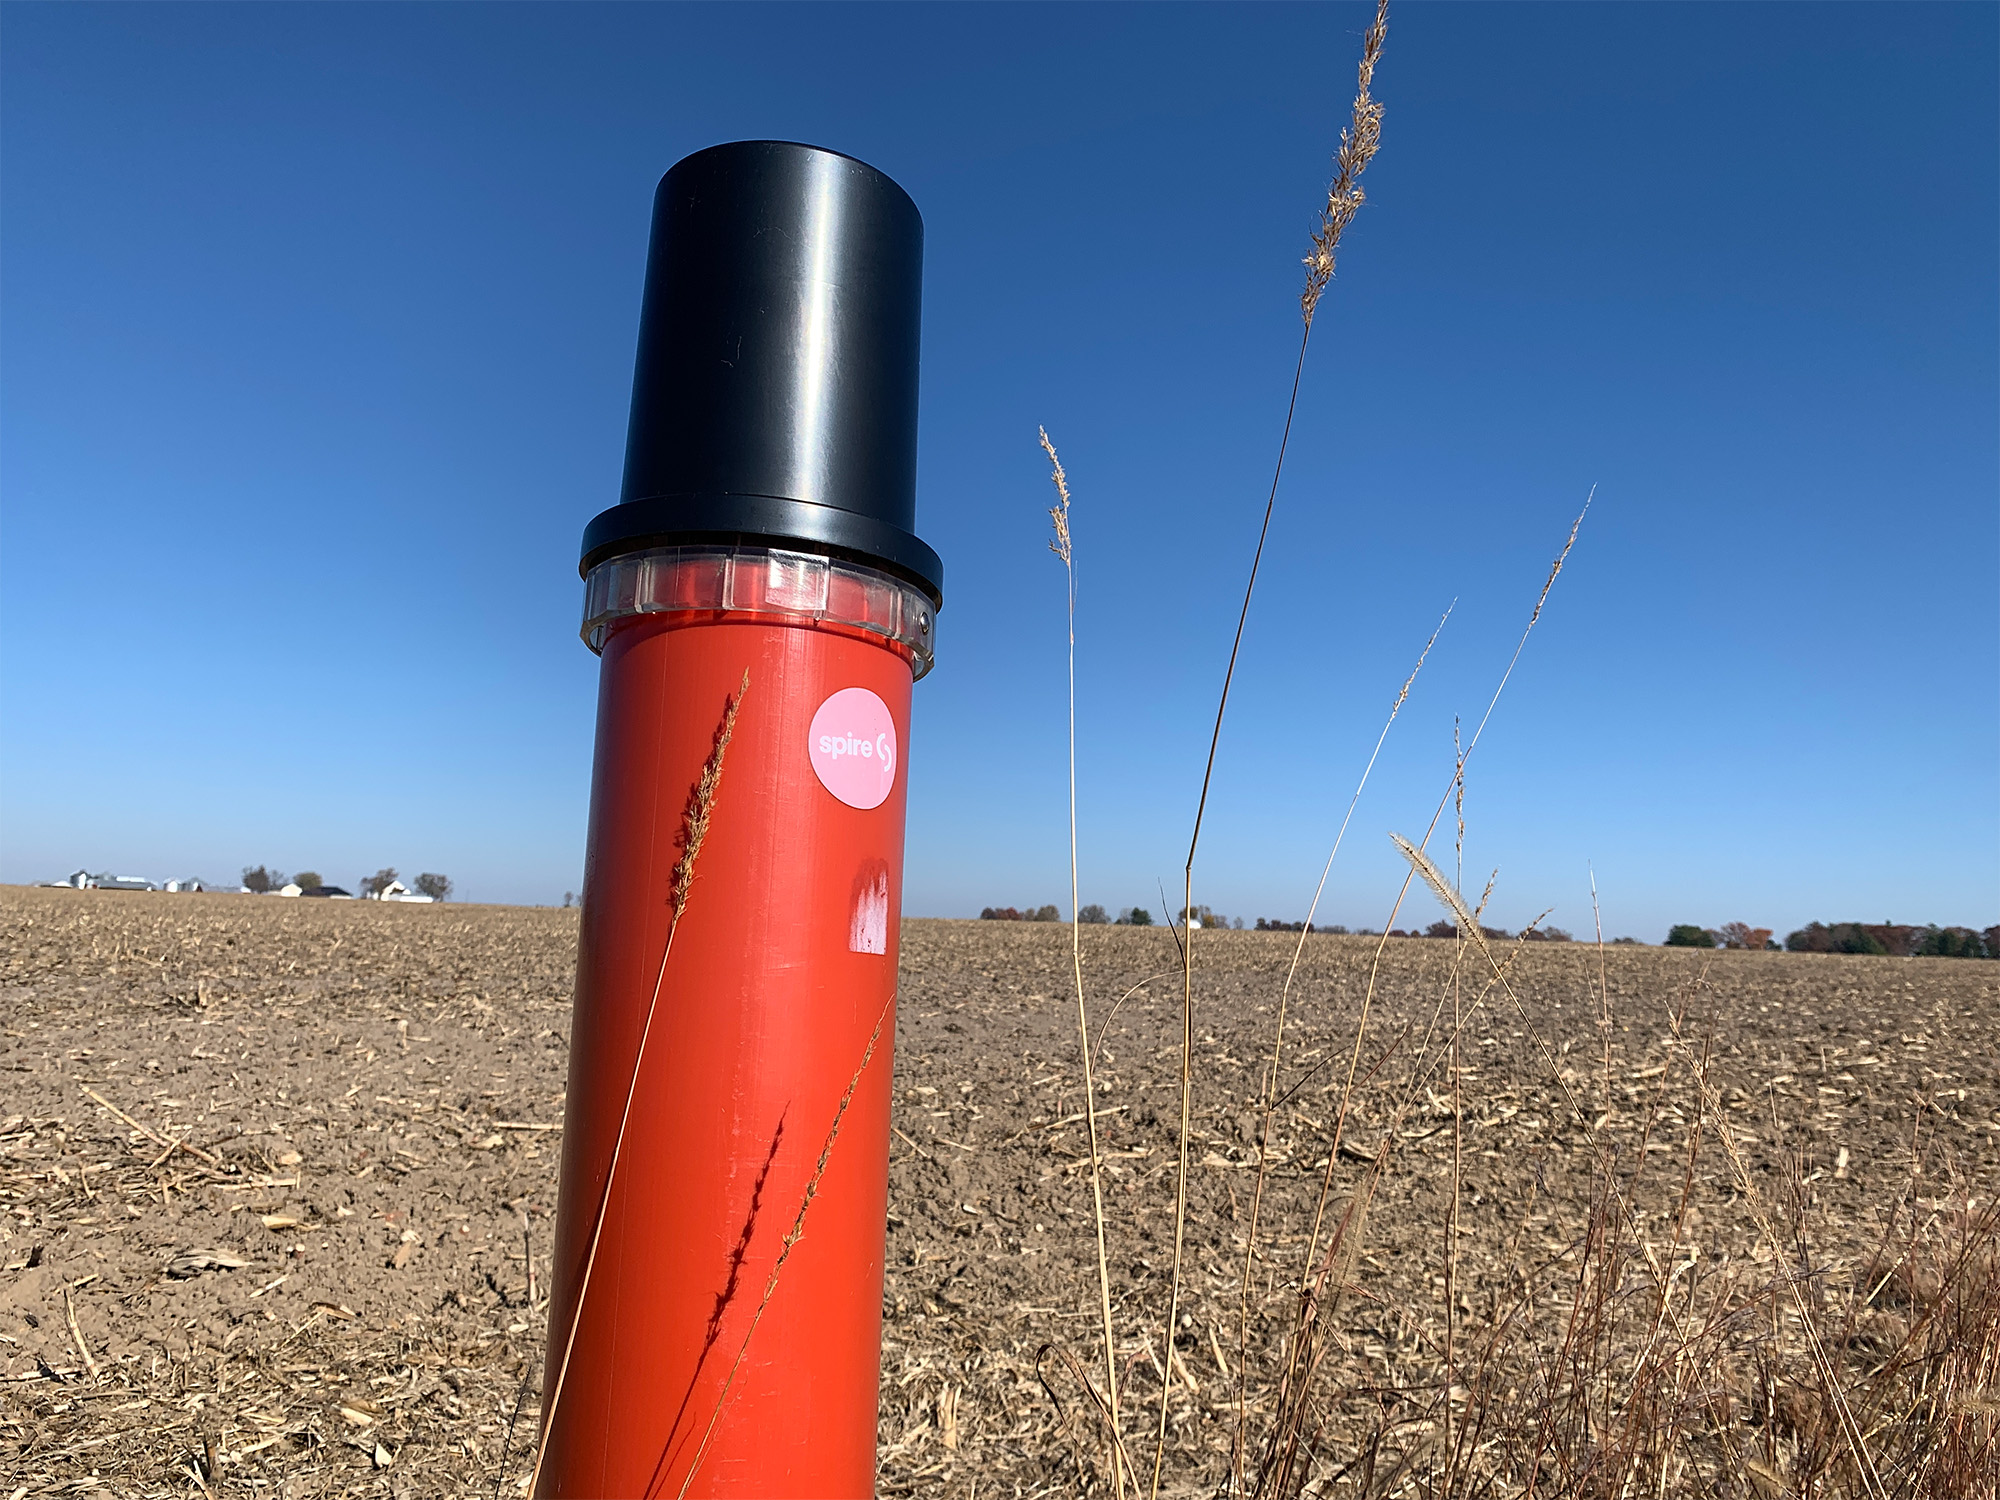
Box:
(581, 141, 941, 604)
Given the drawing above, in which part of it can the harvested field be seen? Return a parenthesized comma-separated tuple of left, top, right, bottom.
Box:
(2, 886, 1995, 1496)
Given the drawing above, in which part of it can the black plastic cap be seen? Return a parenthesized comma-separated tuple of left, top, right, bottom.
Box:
(581, 141, 941, 605)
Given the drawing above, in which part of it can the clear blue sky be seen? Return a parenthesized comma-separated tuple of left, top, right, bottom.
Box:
(3, 2, 1994, 939)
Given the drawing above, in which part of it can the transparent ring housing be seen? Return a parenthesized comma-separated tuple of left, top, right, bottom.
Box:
(581, 544, 936, 678)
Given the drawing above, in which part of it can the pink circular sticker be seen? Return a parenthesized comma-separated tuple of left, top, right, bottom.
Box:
(808, 687, 898, 810)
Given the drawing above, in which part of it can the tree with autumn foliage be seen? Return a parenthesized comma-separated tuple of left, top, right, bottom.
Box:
(1716, 922, 1775, 950)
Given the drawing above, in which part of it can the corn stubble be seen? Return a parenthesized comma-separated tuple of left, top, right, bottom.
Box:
(2, 895, 1993, 1496)
(1029, 0, 1997, 1494)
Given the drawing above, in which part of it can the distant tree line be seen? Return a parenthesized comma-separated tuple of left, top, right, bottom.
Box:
(1662, 920, 1996, 958)
(1246, 919, 1580, 942)
(239, 864, 451, 900)
(1785, 921, 1996, 958)
(974, 908, 1600, 943)
(978, 903, 1163, 925)
(1366, 921, 1575, 942)
(1665, 923, 1777, 950)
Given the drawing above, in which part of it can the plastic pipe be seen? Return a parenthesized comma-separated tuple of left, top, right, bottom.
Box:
(539, 142, 941, 1499)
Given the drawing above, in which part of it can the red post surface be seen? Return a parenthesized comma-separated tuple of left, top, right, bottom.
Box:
(538, 611, 911, 1498)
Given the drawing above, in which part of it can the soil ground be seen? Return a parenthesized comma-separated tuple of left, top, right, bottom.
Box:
(3, 888, 1995, 1497)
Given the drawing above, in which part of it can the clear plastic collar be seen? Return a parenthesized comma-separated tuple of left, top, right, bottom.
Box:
(581, 544, 935, 678)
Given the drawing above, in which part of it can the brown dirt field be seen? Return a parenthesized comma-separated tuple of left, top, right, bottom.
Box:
(2, 887, 1995, 1497)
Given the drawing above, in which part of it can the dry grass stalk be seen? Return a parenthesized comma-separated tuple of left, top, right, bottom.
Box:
(1042, 426, 1130, 1499)
(1590, 866, 1613, 1121)
(1038, 1341, 1140, 1489)
(1157, 8, 1396, 1492)
(1234, 603, 1449, 1486)
(1390, 833, 1592, 1137)
(670, 672, 747, 917)
(1237, 501, 1590, 1497)
(1442, 728, 1467, 1490)
(1302, 0, 1390, 322)
(528, 673, 747, 1497)
(1313, 491, 1590, 1224)
(675, 991, 895, 1498)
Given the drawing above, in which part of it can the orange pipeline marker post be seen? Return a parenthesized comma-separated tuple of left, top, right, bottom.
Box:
(538, 142, 942, 1499)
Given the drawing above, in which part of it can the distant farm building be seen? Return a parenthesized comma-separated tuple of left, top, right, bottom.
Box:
(370, 879, 435, 904)
(65, 870, 154, 892)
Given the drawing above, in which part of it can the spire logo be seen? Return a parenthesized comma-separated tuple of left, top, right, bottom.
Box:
(808, 686, 898, 810)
